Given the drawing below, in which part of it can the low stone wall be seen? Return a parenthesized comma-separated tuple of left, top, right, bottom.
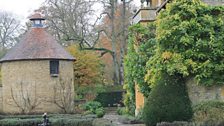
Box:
(156, 121, 224, 126)
(186, 78, 224, 105)
(202, 0, 224, 6)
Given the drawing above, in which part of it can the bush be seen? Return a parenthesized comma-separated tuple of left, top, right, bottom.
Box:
(193, 101, 224, 123)
(82, 101, 102, 111)
(156, 121, 190, 126)
(156, 121, 224, 126)
(0, 118, 41, 126)
(82, 101, 105, 117)
(143, 73, 193, 126)
(95, 108, 105, 118)
(95, 91, 124, 107)
(117, 107, 126, 115)
(0, 114, 96, 126)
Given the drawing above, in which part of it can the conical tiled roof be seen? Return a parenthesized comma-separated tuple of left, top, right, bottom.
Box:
(0, 28, 75, 62)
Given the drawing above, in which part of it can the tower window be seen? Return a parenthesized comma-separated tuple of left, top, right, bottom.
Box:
(50, 60, 59, 76)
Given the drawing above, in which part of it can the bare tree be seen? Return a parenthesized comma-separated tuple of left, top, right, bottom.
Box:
(52, 78, 74, 113)
(42, 0, 96, 45)
(97, 0, 134, 85)
(40, 0, 134, 85)
(39, 0, 114, 55)
(0, 11, 21, 50)
(10, 82, 41, 114)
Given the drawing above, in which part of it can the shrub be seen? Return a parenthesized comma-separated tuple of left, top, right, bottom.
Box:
(0, 114, 96, 126)
(95, 90, 124, 107)
(0, 118, 41, 126)
(157, 121, 189, 126)
(193, 101, 224, 123)
(143, 73, 193, 126)
(82, 101, 102, 111)
(117, 107, 126, 115)
(156, 121, 224, 126)
(67, 45, 103, 87)
(95, 108, 105, 118)
(82, 101, 105, 117)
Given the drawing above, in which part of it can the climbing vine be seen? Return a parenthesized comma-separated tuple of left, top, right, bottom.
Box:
(124, 23, 156, 114)
(145, 0, 224, 87)
(124, 0, 224, 116)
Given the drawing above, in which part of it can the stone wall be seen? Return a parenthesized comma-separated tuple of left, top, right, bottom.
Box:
(0, 87, 3, 112)
(202, 0, 224, 5)
(1, 60, 74, 114)
(186, 78, 224, 106)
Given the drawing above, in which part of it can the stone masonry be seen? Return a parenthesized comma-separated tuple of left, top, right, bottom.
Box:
(1, 60, 74, 113)
(187, 78, 224, 106)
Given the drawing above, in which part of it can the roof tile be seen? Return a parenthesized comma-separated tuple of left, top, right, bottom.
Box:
(0, 28, 75, 62)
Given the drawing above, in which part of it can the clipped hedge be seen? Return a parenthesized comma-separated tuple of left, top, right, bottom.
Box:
(156, 121, 224, 126)
(143, 73, 193, 126)
(0, 118, 41, 126)
(95, 91, 124, 107)
(0, 114, 96, 126)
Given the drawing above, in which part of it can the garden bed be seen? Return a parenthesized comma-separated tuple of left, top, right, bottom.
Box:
(0, 114, 97, 126)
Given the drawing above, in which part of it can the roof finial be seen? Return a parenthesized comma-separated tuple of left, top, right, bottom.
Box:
(29, 12, 45, 28)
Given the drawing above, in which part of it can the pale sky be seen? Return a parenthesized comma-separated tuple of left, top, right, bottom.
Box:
(0, 0, 140, 23)
(0, 0, 45, 20)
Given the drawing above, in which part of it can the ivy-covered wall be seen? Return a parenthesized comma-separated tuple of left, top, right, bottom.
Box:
(124, 23, 155, 115)
(145, 0, 224, 87)
(125, 0, 224, 116)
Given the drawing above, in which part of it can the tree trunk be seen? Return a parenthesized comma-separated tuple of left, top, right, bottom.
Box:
(111, 0, 120, 85)
(119, 0, 126, 85)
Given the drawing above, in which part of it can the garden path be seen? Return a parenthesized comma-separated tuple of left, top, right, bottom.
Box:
(103, 107, 145, 126)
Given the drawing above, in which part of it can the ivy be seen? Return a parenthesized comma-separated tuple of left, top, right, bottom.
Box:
(124, 0, 224, 116)
(124, 23, 156, 114)
(145, 0, 224, 86)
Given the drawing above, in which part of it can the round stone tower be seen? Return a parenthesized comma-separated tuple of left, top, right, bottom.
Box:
(0, 13, 75, 114)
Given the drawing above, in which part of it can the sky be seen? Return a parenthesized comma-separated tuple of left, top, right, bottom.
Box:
(0, 0, 45, 20)
(0, 0, 141, 20)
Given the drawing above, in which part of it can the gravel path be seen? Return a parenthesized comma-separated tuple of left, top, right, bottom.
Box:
(103, 113, 145, 126)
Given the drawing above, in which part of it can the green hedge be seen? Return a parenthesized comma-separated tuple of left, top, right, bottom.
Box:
(157, 121, 224, 126)
(143, 73, 193, 126)
(0, 114, 96, 126)
(95, 91, 124, 107)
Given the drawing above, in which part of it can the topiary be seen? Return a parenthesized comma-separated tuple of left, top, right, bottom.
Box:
(143, 73, 193, 126)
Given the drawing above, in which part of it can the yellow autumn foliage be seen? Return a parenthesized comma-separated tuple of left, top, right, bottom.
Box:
(67, 45, 103, 86)
(162, 51, 172, 60)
